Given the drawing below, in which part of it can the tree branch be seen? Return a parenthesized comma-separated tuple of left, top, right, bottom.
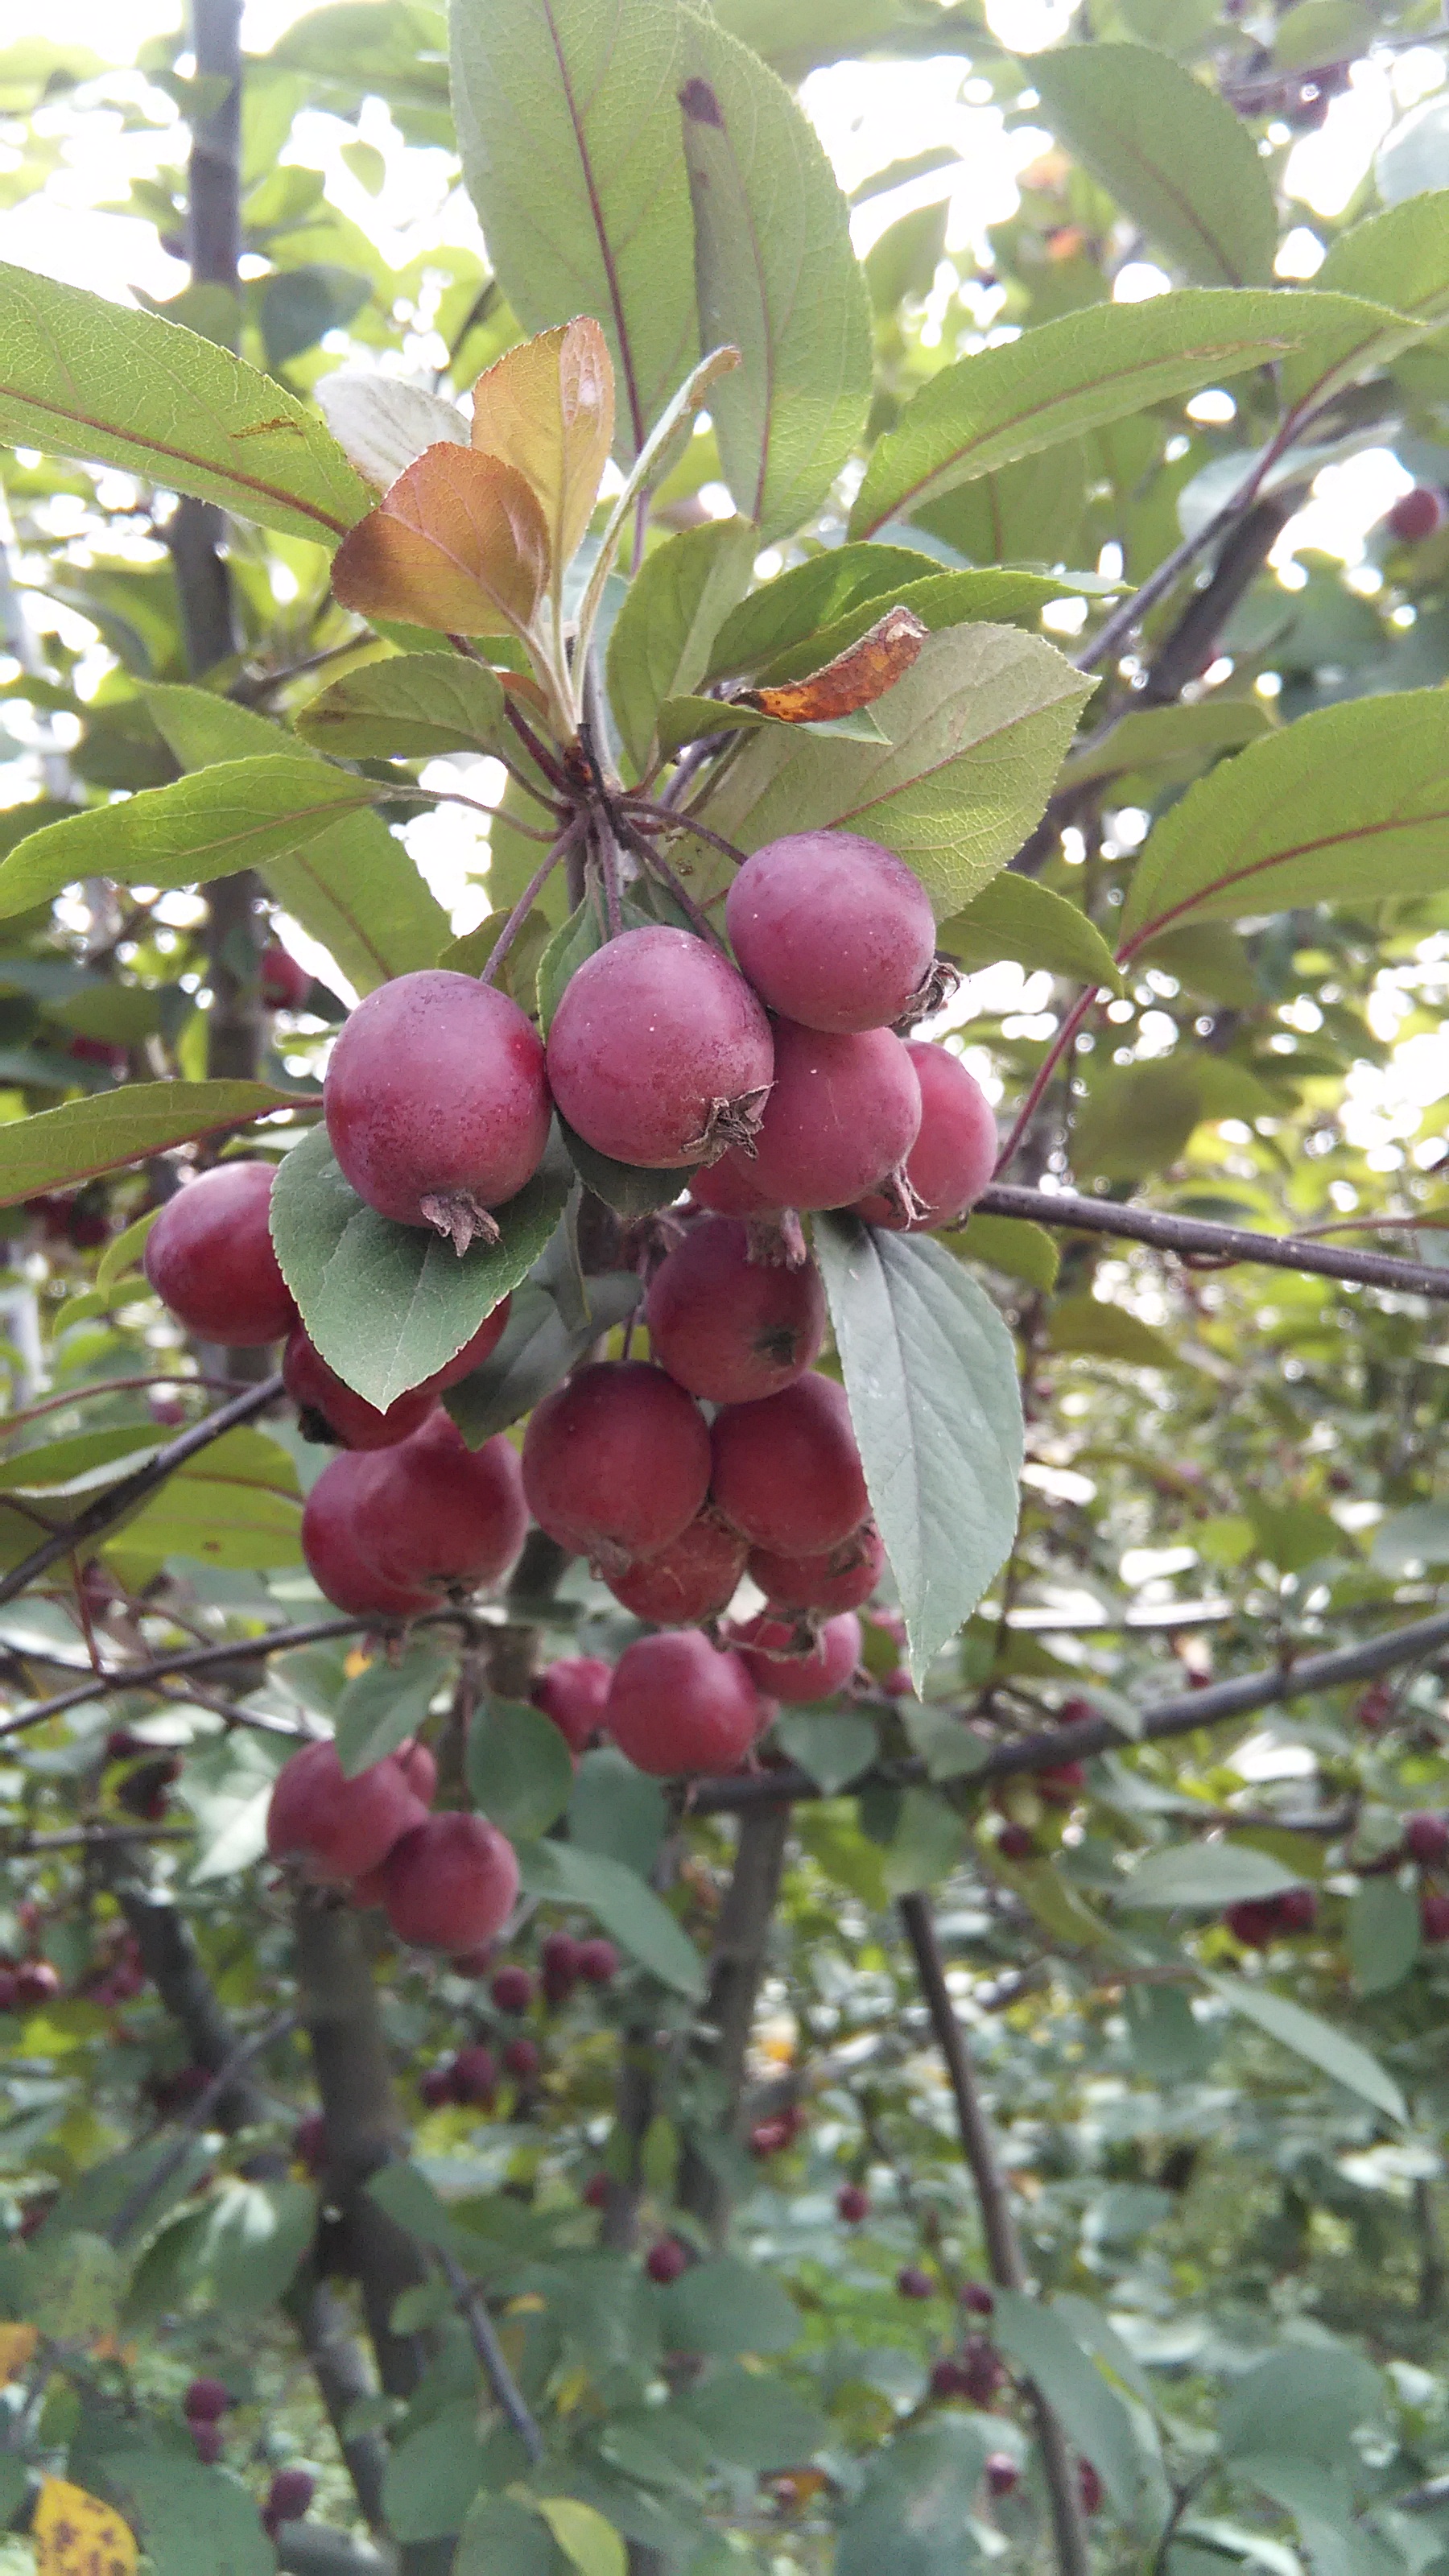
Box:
(976, 1183, 1449, 1302)
(679, 1807, 790, 2246)
(107, 2009, 296, 2246)
(437, 2248, 544, 2465)
(898, 1893, 1090, 2576)
(0, 1371, 283, 1612)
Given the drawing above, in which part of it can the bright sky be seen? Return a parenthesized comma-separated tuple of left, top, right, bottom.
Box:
(2, 0, 1447, 1159)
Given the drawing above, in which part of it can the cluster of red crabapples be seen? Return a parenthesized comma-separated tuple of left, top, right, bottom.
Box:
(265, 1736, 519, 1953)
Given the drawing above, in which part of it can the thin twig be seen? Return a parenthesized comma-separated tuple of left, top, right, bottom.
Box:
(107, 2008, 297, 2245)
(899, 1892, 1090, 2576)
(0, 1373, 283, 1612)
(0, 1376, 242, 1439)
(437, 2247, 544, 2463)
(614, 813, 725, 948)
(622, 798, 751, 874)
(480, 816, 584, 985)
(992, 991, 1100, 1179)
(976, 1182, 1449, 1300)
(2, 1823, 192, 1853)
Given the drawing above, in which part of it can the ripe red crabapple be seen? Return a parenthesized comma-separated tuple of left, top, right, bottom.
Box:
(748, 1021, 922, 1212)
(378, 1812, 519, 1950)
(687, 1153, 778, 1217)
(710, 1373, 868, 1556)
(855, 1042, 997, 1232)
(897, 2265, 935, 2299)
(503, 2036, 540, 2082)
(545, 926, 774, 1167)
(266, 1740, 427, 1885)
(729, 1611, 862, 1704)
(530, 1656, 613, 1753)
(324, 969, 551, 1253)
(607, 1513, 747, 1625)
(961, 2281, 995, 2316)
(1406, 1813, 1449, 1866)
(450, 2045, 497, 2107)
(1422, 1892, 1449, 1942)
(725, 830, 937, 1033)
(420, 1298, 514, 1393)
(1387, 485, 1446, 542)
(284, 1327, 435, 1451)
(644, 1216, 826, 1402)
(997, 1823, 1035, 1862)
(301, 1452, 440, 1619)
(522, 1360, 710, 1566)
(351, 1413, 527, 1594)
(836, 2183, 870, 2223)
(605, 1631, 769, 1777)
(986, 2454, 1020, 2497)
(1078, 2462, 1104, 2516)
(261, 943, 312, 1011)
(144, 1162, 296, 1344)
(192, 2422, 225, 2466)
(540, 1931, 581, 2004)
(577, 1938, 617, 1985)
(490, 1965, 534, 2014)
(748, 1523, 886, 1616)
(184, 2378, 233, 2424)
(394, 1740, 437, 1806)
(584, 2172, 611, 2208)
(265, 2469, 316, 2529)
(646, 2237, 688, 2284)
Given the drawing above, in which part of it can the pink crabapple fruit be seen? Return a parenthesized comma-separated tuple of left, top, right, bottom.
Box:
(855, 1041, 998, 1232)
(710, 1373, 868, 1558)
(644, 1215, 826, 1403)
(351, 1413, 528, 1596)
(266, 1741, 427, 1886)
(606, 1513, 747, 1626)
(729, 1610, 862, 1705)
(545, 925, 774, 1170)
(748, 1522, 886, 1617)
(522, 1360, 710, 1568)
(377, 1812, 519, 1951)
(143, 1163, 296, 1345)
(530, 1656, 613, 1755)
(605, 1630, 769, 1777)
(724, 831, 937, 1034)
(747, 1019, 922, 1214)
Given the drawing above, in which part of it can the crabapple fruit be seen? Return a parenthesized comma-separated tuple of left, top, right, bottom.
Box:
(377, 1812, 520, 1951)
(748, 1522, 886, 1616)
(266, 1741, 427, 1885)
(958, 2339, 1002, 2405)
(294, 2116, 327, 2174)
(751, 2118, 791, 2156)
(961, 2281, 995, 2316)
(710, 1373, 868, 1556)
(729, 1610, 861, 1704)
(419, 2065, 453, 2110)
(522, 1361, 710, 1567)
(301, 1453, 440, 1619)
(1356, 1682, 1394, 1732)
(576, 1938, 617, 1985)
(144, 1162, 296, 1344)
(997, 1823, 1035, 1863)
(540, 1931, 581, 2006)
(607, 1513, 747, 1626)
(419, 1298, 514, 1393)
(646, 2237, 687, 2284)
(836, 2183, 870, 2223)
(1277, 1887, 1318, 1932)
(1406, 1812, 1449, 1866)
(545, 926, 774, 1168)
(184, 2379, 232, 2424)
(583, 2173, 611, 2208)
(931, 2358, 969, 2400)
(748, 1020, 922, 1213)
(1387, 485, 1446, 542)
(1225, 1897, 1282, 1948)
(261, 943, 312, 1012)
(1422, 1892, 1449, 1942)
(1037, 1761, 1086, 1808)
(897, 2265, 935, 2299)
(352, 1412, 527, 1595)
(266, 2469, 316, 2527)
(284, 1327, 435, 1451)
(503, 2036, 540, 2082)
(605, 1631, 768, 1777)
(324, 969, 551, 1253)
(986, 2454, 1019, 2497)
(192, 2422, 225, 2466)
(644, 1216, 825, 1402)
(725, 831, 937, 1034)
(490, 1965, 534, 2014)
(393, 1740, 437, 1807)
(14, 1962, 60, 2006)
(1078, 2461, 1104, 2516)
(855, 1042, 997, 1231)
(450, 2045, 497, 2107)
(530, 1656, 613, 1754)
(687, 1153, 778, 1217)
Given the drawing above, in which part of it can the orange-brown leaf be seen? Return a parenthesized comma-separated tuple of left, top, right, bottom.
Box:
(469, 319, 614, 584)
(33, 2475, 138, 2576)
(747, 605, 927, 724)
(0, 2322, 35, 2383)
(331, 444, 550, 638)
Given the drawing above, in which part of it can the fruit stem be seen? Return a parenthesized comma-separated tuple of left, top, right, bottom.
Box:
(480, 813, 588, 986)
(613, 812, 727, 950)
(621, 797, 753, 874)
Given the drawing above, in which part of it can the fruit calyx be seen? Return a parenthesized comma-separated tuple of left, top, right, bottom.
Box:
(896, 956, 960, 1030)
(684, 1083, 773, 1162)
(418, 1188, 503, 1256)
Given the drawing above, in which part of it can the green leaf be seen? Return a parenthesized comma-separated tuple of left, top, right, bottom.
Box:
(746, 564, 1097, 689)
(467, 1695, 576, 1839)
(1046, 1294, 1189, 1371)
(814, 1220, 1024, 1690)
(704, 539, 941, 680)
(269, 1121, 569, 1409)
(675, 2365, 828, 2469)
(1119, 691, 1449, 952)
(0, 1080, 297, 1208)
(536, 897, 607, 1037)
(0, 1425, 160, 1494)
(836, 2417, 1005, 2576)
(1203, 1971, 1406, 2122)
(1218, 2344, 1385, 2469)
(1348, 1875, 1421, 1998)
(772, 1709, 878, 1794)
(1030, 45, 1275, 287)
(698, 624, 1092, 919)
(652, 2255, 799, 2355)
(261, 262, 372, 369)
(939, 874, 1121, 991)
(0, 260, 371, 544)
(557, 1114, 698, 1216)
(443, 1274, 642, 1447)
(677, 10, 871, 541)
(456, 2494, 557, 2576)
(365, 2157, 460, 2254)
(95, 1203, 163, 1293)
(518, 1839, 704, 1997)
(1285, 190, 1449, 407)
(535, 2497, 628, 2576)
(1059, 697, 1276, 791)
(849, 289, 1390, 537)
(295, 653, 513, 760)
(107, 1428, 303, 1575)
(197, 2177, 317, 2315)
(948, 1213, 1059, 1293)
(568, 1748, 667, 1875)
(1121, 1843, 1304, 1909)
(334, 1643, 451, 1777)
(450, 0, 699, 464)
(0, 756, 377, 925)
(382, 2396, 488, 2544)
(142, 685, 448, 993)
(606, 517, 758, 776)
(993, 2292, 1143, 2518)
(105, 2451, 275, 2576)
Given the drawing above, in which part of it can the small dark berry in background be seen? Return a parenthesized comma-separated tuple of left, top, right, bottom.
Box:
(958, 2337, 1002, 2405)
(1078, 2459, 1104, 2515)
(192, 2421, 225, 2466)
(490, 1965, 534, 2014)
(997, 1824, 1035, 1863)
(503, 2037, 540, 2083)
(1387, 485, 1446, 543)
(961, 2281, 994, 2315)
(583, 2173, 610, 2209)
(897, 2264, 935, 2299)
(184, 2377, 231, 2424)
(1406, 1813, 1449, 1868)
(450, 2046, 497, 2108)
(576, 1937, 617, 1986)
(1422, 1892, 1449, 1942)
(294, 2115, 327, 2175)
(986, 2453, 1020, 2497)
(646, 2236, 688, 2284)
(266, 2467, 315, 2525)
(836, 2183, 869, 2223)
(419, 2065, 454, 2111)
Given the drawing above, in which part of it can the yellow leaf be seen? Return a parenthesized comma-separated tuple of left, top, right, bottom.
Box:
(343, 1647, 373, 1679)
(33, 2475, 138, 2575)
(535, 2496, 628, 2576)
(469, 320, 614, 588)
(0, 2322, 35, 2382)
(331, 445, 549, 638)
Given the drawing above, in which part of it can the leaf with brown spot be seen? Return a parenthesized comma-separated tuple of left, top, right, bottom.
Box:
(32, 2477, 137, 2576)
(331, 444, 550, 639)
(469, 319, 614, 588)
(745, 607, 927, 725)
